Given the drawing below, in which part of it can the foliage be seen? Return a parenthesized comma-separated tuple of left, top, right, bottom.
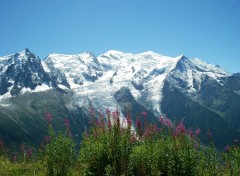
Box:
(79, 110, 132, 175)
(45, 133, 75, 176)
(44, 115, 75, 176)
(0, 110, 240, 175)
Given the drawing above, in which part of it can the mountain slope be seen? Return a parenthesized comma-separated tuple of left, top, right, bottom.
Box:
(161, 81, 239, 149)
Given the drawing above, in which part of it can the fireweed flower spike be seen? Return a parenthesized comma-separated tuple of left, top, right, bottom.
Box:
(27, 148, 33, 158)
(175, 122, 186, 135)
(96, 120, 101, 127)
(195, 128, 200, 136)
(44, 135, 51, 143)
(225, 145, 231, 152)
(89, 104, 95, 117)
(159, 116, 173, 128)
(112, 111, 117, 119)
(136, 118, 142, 137)
(106, 107, 111, 115)
(165, 118, 173, 128)
(45, 113, 52, 124)
(189, 129, 194, 139)
(126, 114, 132, 127)
(107, 116, 112, 128)
(159, 116, 164, 125)
(112, 110, 119, 119)
(115, 110, 119, 117)
(64, 118, 72, 137)
(64, 118, 70, 128)
(141, 111, 147, 118)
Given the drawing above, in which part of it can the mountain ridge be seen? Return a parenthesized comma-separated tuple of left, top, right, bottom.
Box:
(0, 49, 239, 149)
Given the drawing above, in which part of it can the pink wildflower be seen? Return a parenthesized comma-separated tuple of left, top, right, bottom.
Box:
(136, 118, 142, 137)
(142, 111, 147, 118)
(189, 129, 194, 139)
(95, 120, 101, 127)
(27, 148, 32, 158)
(159, 116, 173, 128)
(195, 128, 200, 136)
(225, 145, 231, 152)
(126, 114, 132, 127)
(64, 118, 70, 128)
(152, 124, 159, 133)
(89, 105, 95, 117)
(45, 113, 52, 123)
(176, 122, 186, 135)
(112, 111, 117, 119)
(107, 118, 112, 128)
(106, 108, 111, 115)
(99, 112, 104, 120)
(44, 135, 51, 143)
(143, 126, 151, 138)
(164, 118, 173, 128)
(159, 116, 164, 125)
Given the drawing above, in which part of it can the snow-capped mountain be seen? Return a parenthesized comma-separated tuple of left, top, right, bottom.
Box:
(0, 49, 240, 148)
(43, 50, 230, 116)
(44, 52, 103, 88)
(0, 48, 70, 98)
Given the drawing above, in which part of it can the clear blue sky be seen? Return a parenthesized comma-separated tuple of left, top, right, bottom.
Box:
(0, 0, 239, 73)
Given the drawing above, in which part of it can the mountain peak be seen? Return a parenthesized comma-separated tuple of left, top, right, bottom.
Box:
(17, 48, 37, 61)
(102, 50, 129, 56)
(81, 51, 96, 58)
(138, 51, 162, 56)
(177, 54, 188, 60)
(24, 48, 30, 53)
(19, 48, 30, 55)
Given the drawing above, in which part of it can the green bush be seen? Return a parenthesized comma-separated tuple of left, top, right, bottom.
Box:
(1, 111, 240, 176)
(45, 117, 75, 176)
(79, 111, 132, 175)
(45, 133, 75, 176)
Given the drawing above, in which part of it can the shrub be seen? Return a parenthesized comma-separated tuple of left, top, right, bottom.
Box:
(79, 110, 132, 175)
(45, 133, 75, 176)
(44, 115, 76, 176)
(1, 110, 240, 175)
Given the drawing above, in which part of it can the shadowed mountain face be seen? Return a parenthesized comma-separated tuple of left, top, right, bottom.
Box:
(0, 49, 239, 149)
(0, 90, 91, 147)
